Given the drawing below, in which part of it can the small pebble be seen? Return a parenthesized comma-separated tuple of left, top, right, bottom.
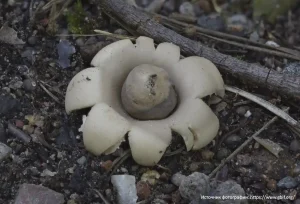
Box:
(23, 79, 37, 92)
(0, 95, 20, 117)
(201, 162, 214, 175)
(120, 167, 128, 173)
(277, 176, 298, 189)
(57, 39, 76, 69)
(225, 134, 242, 149)
(197, 13, 225, 31)
(114, 29, 128, 35)
(236, 154, 252, 166)
(27, 36, 37, 45)
(105, 188, 113, 201)
(290, 139, 300, 152)
(67, 200, 77, 204)
(23, 125, 34, 134)
(189, 162, 200, 172)
(244, 110, 252, 117)
(8, 0, 16, 6)
(292, 163, 300, 176)
(76, 156, 87, 165)
(179, 2, 195, 16)
(201, 149, 214, 160)
(21, 48, 36, 64)
(266, 41, 280, 48)
(0, 142, 12, 161)
(41, 169, 57, 177)
(100, 160, 113, 171)
(10, 81, 23, 90)
(254, 142, 260, 149)
(15, 120, 24, 128)
(162, 0, 176, 12)
(236, 106, 249, 116)
(171, 173, 186, 187)
(226, 14, 252, 36)
(217, 148, 230, 160)
(179, 172, 210, 201)
(136, 181, 151, 200)
(276, 67, 283, 72)
(75, 38, 85, 47)
(267, 179, 277, 191)
(249, 31, 259, 42)
(141, 170, 160, 185)
(131, 165, 139, 172)
(14, 184, 64, 204)
(210, 180, 246, 204)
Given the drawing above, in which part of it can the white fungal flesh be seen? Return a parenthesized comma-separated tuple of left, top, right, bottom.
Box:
(82, 103, 131, 155)
(167, 98, 219, 151)
(128, 121, 172, 166)
(65, 68, 106, 114)
(65, 36, 225, 166)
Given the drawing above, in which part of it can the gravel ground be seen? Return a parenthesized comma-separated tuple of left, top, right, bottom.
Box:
(0, 0, 300, 203)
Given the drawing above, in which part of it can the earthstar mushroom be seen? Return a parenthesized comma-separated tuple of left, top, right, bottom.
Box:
(65, 36, 225, 166)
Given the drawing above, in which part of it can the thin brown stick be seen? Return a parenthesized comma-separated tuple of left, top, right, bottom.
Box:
(39, 83, 62, 104)
(110, 150, 131, 176)
(197, 33, 300, 61)
(156, 14, 300, 58)
(209, 115, 279, 178)
(161, 19, 300, 61)
(93, 189, 111, 204)
(94, 0, 300, 100)
(217, 119, 251, 149)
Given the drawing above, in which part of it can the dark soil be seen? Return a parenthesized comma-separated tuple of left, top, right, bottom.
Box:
(0, 0, 300, 204)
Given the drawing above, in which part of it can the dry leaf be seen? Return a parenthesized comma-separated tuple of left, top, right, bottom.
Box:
(253, 136, 283, 157)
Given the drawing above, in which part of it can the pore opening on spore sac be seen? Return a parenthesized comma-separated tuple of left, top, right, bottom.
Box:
(121, 64, 179, 120)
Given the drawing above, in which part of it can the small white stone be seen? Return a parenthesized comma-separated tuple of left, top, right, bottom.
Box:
(266, 40, 280, 48)
(244, 110, 252, 118)
(0, 142, 12, 161)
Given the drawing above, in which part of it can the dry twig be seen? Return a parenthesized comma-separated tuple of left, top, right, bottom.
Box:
(39, 82, 62, 104)
(93, 189, 111, 204)
(110, 150, 131, 175)
(94, 0, 300, 100)
(209, 114, 280, 178)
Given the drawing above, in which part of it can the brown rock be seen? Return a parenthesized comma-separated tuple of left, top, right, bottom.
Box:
(100, 160, 113, 172)
(136, 181, 151, 200)
(14, 183, 64, 204)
